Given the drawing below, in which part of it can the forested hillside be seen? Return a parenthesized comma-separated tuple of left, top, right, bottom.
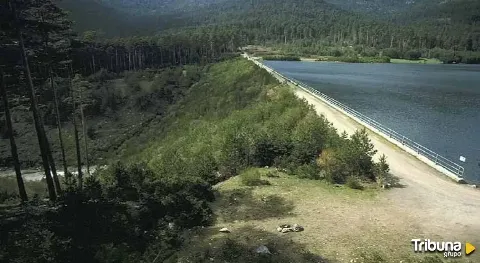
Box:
(324, 0, 419, 16)
(58, 0, 480, 63)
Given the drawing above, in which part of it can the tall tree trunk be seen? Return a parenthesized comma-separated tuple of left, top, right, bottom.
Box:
(50, 69, 68, 178)
(1, 68, 28, 202)
(122, 53, 126, 71)
(13, 3, 56, 201)
(80, 100, 90, 176)
(70, 88, 83, 189)
(73, 110, 83, 189)
(115, 48, 119, 73)
(45, 128, 61, 195)
(133, 49, 137, 71)
(91, 54, 96, 73)
(128, 51, 131, 71)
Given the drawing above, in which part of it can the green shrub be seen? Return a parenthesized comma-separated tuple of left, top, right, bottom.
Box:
(360, 47, 379, 57)
(346, 176, 363, 190)
(359, 56, 391, 63)
(405, 50, 422, 60)
(295, 164, 321, 179)
(0, 190, 18, 204)
(317, 148, 348, 184)
(343, 128, 377, 180)
(374, 154, 390, 186)
(262, 55, 301, 61)
(325, 56, 360, 63)
(265, 170, 280, 178)
(382, 48, 402, 59)
(87, 68, 116, 83)
(461, 52, 480, 64)
(331, 48, 344, 57)
(240, 169, 270, 186)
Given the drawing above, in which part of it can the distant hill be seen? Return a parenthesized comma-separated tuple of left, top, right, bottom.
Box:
(399, 0, 480, 25)
(324, 0, 480, 26)
(98, 0, 229, 15)
(323, 0, 418, 17)
(55, 0, 156, 36)
(56, 0, 480, 54)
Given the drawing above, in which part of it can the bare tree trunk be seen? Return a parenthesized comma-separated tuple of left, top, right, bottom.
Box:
(91, 54, 96, 73)
(69, 73, 83, 189)
(122, 54, 126, 71)
(1, 68, 28, 202)
(73, 111, 82, 189)
(50, 69, 68, 178)
(79, 98, 90, 176)
(115, 48, 119, 73)
(13, 3, 56, 201)
(133, 49, 137, 71)
(66, 65, 83, 189)
(45, 129, 62, 195)
(128, 51, 131, 71)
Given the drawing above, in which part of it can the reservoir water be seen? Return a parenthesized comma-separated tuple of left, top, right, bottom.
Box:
(264, 61, 480, 184)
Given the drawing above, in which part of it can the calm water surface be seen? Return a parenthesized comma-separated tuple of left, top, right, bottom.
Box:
(264, 61, 480, 184)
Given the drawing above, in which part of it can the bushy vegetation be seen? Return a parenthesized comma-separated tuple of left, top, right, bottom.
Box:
(279, 43, 480, 64)
(0, 163, 214, 263)
(129, 59, 385, 190)
(321, 56, 391, 63)
(262, 55, 301, 61)
(240, 169, 270, 186)
(346, 176, 363, 190)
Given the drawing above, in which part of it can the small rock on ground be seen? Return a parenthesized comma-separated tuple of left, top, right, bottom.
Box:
(219, 227, 230, 233)
(293, 223, 304, 232)
(255, 245, 271, 255)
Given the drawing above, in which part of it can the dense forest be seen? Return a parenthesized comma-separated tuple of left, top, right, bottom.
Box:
(57, 0, 480, 63)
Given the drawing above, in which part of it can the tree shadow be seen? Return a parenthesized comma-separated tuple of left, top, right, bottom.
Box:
(171, 225, 331, 263)
(386, 173, 407, 189)
(214, 188, 295, 223)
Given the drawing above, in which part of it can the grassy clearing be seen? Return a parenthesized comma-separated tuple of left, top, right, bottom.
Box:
(175, 168, 471, 262)
(390, 58, 442, 64)
(0, 177, 48, 204)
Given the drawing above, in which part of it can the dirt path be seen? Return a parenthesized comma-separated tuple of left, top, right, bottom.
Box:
(294, 87, 480, 246)
(0, 166, 101, 181)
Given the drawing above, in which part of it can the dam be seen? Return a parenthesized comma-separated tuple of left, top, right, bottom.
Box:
(243, 54, 480, 184)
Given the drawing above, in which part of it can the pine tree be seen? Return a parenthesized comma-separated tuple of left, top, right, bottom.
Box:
(7, 0, 57, 201)
(0, 68, 28, 202)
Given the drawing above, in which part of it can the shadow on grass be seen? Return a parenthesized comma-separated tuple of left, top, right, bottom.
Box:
(171, 225, 331, 263)
(214, 188, 295, 223)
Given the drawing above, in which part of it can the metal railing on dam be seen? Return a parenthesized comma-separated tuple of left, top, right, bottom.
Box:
(243, 54, 466, 179)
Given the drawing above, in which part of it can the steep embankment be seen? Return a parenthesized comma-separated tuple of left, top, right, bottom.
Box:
(0, 66, 203, 172)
